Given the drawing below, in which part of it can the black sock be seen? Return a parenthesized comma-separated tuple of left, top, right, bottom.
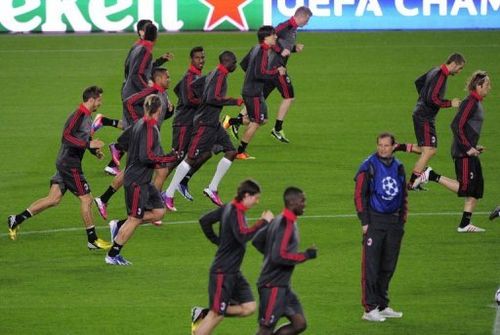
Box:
(108, 242, 123, 257)
(15, 209, 32, 225)
(409, 172, 419, 185)
(102, 117, 119, 128)
(181, 174, 191, 186)
(428, 170, 441, 182)
(86, 226, 97, 243)
(274, 120, 283, 132)
(100, 186, 117, 204)
(459, 211, 472, 228)
(108, 160, 116, 168)
(394, 143, 407, 152)
(238, 141, 248, 154)
(116, 219, 126, 230)
(229, 117, 241, 126)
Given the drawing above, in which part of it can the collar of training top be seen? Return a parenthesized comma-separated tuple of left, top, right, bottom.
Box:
(79, 103, 91, 116)
(143, 116, 158, 126)
(440, 64, 450, 76)
(289, 16, 298, 28)
(260, 42, 271, 50)
(189, 64, 202, 76)
(471, 90, 483, 101)
(231, 199, 249, 212)
(217, 64, 229, 75)
(152, 83, 165, 93)
(139, 39, 154, 51)
(282, 208, 297, 222)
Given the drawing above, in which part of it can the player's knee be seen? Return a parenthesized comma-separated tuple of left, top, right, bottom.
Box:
(293, 319, 307, 333)
(154, 208, 166, 220)
(240, 301, 256, 316)
(48, 196, 62, 207)
(291, 314, 307, 333)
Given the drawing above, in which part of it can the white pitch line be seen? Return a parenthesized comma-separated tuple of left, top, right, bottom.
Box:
(493, 305, 500, 335)
(0, 211, 490, 238)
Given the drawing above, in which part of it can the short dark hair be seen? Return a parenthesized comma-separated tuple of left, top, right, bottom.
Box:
(466, 70, 489, 92)
(143, 22, 158, 42)
(152, 67, 167, 82)
(295, 6, 313, 17)
(82, 86, 103, 102)
(377, 132, 396, 145)
(235, 179, 261, 201)
(144, 94, 162, 116)
(446, 53, 466, 65)
(136, 19, 152, 35)
(190, 46, 204, 58)
(219, 50, 236, 64)
(284, 187, 304, 207)
(257, 25, 275, 43)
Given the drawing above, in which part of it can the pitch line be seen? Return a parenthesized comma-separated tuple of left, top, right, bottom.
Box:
(0, 211, 490, 238)
(493, 305, 500, 335)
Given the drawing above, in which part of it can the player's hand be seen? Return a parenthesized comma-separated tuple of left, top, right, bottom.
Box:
(305, 246, 317, 259)
(90, 139, 104, 149)
(295, 44, 304, 52)
(95, 148, 104, 160)
(148, 79, 154, 87)
(261, 210, 274, 223)
(362, 225, 368, 234)
(477, 145, 485, 153)
(451, 98, 461, 107)
(168, 101, 174, 112)
(281, 48, 291, 57)
(161, 52, 174, 61)
(467, 147, 481, 157)
(236, 98, 244, 106)
(277, 66, 287, 76)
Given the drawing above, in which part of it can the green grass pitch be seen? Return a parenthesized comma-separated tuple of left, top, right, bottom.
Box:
(0, 30, 499, 334)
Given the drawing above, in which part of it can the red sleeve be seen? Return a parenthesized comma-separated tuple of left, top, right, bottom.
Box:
(430, 72, 452, 108)
(63, 110, 87, 148)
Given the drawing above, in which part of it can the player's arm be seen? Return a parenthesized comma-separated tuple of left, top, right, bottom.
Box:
(452, 100, 478, 155)
(131, 48, 152, 90)
(125, 89, 150, 123)
(185, 72, 201, 106)
(252, 225, 269, 254)
(270, 220, 312, 265)
(199, 207, 224, 245)
(427, 72, 452, 108)
(231, 210, 270, 244)
(139, 124, 177, 165)
(239, 49, 252, 72)
(206, 75, 243, 107)
(152, 52, 173, 67)
(63, 111, 87, 148)
(254, 48, 279, 81)
(398, 165, 408, 224)
(354, 165, 371, 227)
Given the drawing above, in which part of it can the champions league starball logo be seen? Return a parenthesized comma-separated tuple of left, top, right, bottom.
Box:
(381, 176, 399, 200)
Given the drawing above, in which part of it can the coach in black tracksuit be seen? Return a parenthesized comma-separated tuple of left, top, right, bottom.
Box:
(354, 133, 408, 322)
(408, 53, 466, 188)
(193, 180, 273, 335)
(252, 187, 317, 335)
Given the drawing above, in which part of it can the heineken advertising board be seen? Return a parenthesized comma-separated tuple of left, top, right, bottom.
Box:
(0, 0, 499, 33)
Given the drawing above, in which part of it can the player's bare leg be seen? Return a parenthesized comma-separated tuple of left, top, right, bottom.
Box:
(409, 146, 436, 188)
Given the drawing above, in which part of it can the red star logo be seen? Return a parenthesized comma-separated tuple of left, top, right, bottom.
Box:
(200, 0, 253, 31)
